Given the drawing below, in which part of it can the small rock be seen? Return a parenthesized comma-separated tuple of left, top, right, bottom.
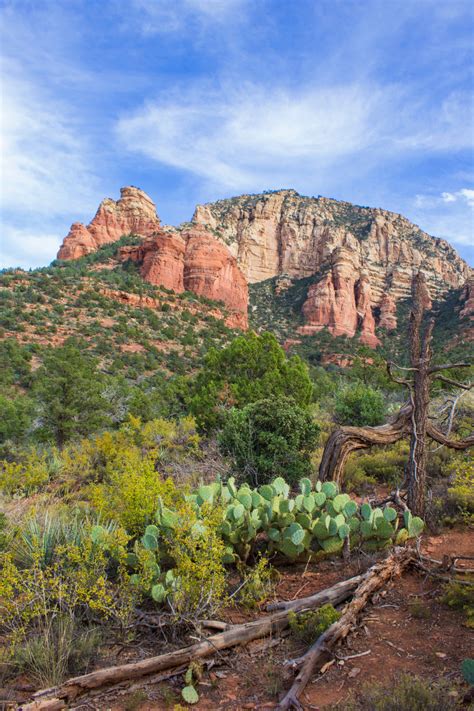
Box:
(348, 667, 361, 678)
(435, 652, 447, 658)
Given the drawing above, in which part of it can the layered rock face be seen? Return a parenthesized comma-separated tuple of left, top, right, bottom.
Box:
(183, 225, 248, 328)
(299, 252, 380, 347)
(58, 187, 160, 260)
(56, 186, 471, 345)
(118, 226, 248, 329)
(193, 190, 470, 342)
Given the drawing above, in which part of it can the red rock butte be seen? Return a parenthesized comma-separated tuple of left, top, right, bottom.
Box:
(57, 186, 472, 342)
(57, 187, 160, 260)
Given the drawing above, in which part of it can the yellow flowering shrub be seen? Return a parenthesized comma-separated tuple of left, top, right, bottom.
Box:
(0, 524, 135, 637)
(168, 501, 228, 620)
(88, 450, 177, 535)
(0, 449, 51, 496)
(448, 459, 474, 516)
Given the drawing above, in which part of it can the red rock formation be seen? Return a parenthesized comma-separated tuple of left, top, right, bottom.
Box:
(182, 225, 248, 329)
(356, 274, 380, 347)
(378, 292, 397, 331)
(58, 187, 160, 260)
(57, 223, 96, 260)
(298, 252, 379, 346)
(141, 232, 186, 292)
(117, 225, 248, 329)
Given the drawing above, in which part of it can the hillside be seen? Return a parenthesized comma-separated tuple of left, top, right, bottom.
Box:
(1, 188, 471, 388)
(1, 236, 238, 381)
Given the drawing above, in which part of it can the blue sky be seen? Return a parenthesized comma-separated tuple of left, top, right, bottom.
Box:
(1, 0, 473, 269)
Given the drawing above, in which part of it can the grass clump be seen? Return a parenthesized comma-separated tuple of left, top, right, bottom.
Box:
(14, 615, 101, 686)
(335, 674, 461, 710)
(442, 580, 474, 628)
(408, 597, 431, 619)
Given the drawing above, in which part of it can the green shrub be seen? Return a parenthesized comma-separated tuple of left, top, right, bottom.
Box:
(334, 383, 386, 426)
(237, 557, 277, 609)
(0, 448, 51, 496)
(447, 459, 474, 521)
(344, 441, 409, 491)
(191, 331, 313, 430)
(288, 604, 341, 644)
(219, 396, 320, 485)
(33, 342, 110, 445)
(334, 674, 460, 710)
(442, 580, 474, 628)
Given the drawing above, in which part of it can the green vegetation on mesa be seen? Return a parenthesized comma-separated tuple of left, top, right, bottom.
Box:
(0, 235, 236, 381)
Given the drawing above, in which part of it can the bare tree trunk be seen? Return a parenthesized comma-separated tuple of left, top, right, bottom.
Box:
(318, 402, 412, 483)
(406, 274, 433, 517)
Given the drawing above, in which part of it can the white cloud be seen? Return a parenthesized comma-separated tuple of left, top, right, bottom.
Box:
(441, 192, 457, 203)
(459, 188, 474, 207)
(410, 188, 474, 249)
(126, 0, 246, 34)
(116, 83, 396, 190)
(0, 58, 98, 218)
(0, 227, 61, 270)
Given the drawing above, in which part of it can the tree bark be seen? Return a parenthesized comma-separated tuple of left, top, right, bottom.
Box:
(318, 402, 412, 484)
(405, 274, 433, 516)
(277, 548, 413, 710)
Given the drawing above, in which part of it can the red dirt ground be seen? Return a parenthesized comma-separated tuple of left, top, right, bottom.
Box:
(5, 528, 473, 710)
(109, 528, 473, 710)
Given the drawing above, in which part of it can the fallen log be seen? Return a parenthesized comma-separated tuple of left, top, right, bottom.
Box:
(266, 574, 363, 611)
(25, 574, 361, 706)
(277, 548, 412, 710)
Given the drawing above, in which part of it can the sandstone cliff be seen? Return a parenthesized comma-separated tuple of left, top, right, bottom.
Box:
(57, 187, 160, 260)
(193, 189, 470, 343)
(57, 186, 471, 346)
(118, 225, 248, 329)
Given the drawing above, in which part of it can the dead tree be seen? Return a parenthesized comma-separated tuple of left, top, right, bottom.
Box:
(319, 273, 472, 517)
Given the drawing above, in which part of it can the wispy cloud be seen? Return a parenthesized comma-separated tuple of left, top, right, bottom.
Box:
(0, 58, 98, 218)
(412, 188, 474, 248)
(0, 227, 61, 270)
(116, 81, 473, 194)
(124, 0, 246, 35)
(441, 188, 474, 208)
(116, 83, 395, 190)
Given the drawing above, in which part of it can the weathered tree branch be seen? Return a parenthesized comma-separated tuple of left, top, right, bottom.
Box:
(25, 577, 361, 707)
(426, 423, 474, 450)
(318, 402, 413, 483)
(277, 548, 413, 710)
(432, 374, 472, 390)
(429, 362, 472, 373)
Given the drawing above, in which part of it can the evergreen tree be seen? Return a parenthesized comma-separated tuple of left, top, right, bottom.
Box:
(190, 332, 313, 430)
(33, 342, 110, 445)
